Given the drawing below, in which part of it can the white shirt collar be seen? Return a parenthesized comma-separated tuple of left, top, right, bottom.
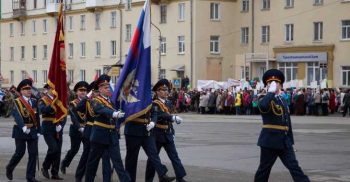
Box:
(22, 95, 31, 102)
(100, 94, 109, 101)
(158, 97, 165, 103)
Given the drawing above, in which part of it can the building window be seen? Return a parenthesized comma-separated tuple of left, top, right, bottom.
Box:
(32, 70, 37, 83)
(160, 69, 166, 79)
(160, 37, 166, 55)
(21, 46, 25, 60)
(68, 69, 74, 83)
(126, 0, 132, 10)
(210, 3, 220, 20)
(68, 16, 73, 31)
(261, 25, 270, 43)
(285, 24, 294, 42)
(178, 36, 185, 54)
(96, 41, 101, 57)
(111, 11, 117, 28)
(262, 0, 270, 10)
(178, 3, 185, 21)
(95, 13, 101, 30)
(111, 40, 117, 56)
(43, 45, 48, 59)
(43, 70, 48, 83)
(68, 43, 74, 58)
(80, 42, 86, 57)
(210, 35, 220, 54)
(80, 70, 86, 81)
(307, 62, 327, 85)
(32, 20, 36, 34)
(10, 47, 14, 61)
(34, 0, 37, 9)
(241, 66, 250, 79)
(242, 0, 249, 12)
(285, 0, 294, 8)
(314, 0, 323, 5)
(241, 27, 249, 44)
(278, 62, 298, 82)
(10, 70, 14, 84)
(314, 22, 323, 41)
(341, 20, 350, 40)
(43, 19, 48, 33)
(10, 23, 14, 37)
(160, 5, 167, 24)
(95, 69, 102, 78)
(21, 22, 25, 35)
(80, 15, 86, 30)
(21, 70, 27, 80)
(126, 24, 132, 42)
(32, 45, 37, 59)
(342, 66, 350, 86)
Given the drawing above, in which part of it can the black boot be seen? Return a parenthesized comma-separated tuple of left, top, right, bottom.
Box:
(60, 162, 66, 174)
(51, 174, 64, 180)
(41, 168, 50, 179)
(176, 178, 189, 182)
(6, 165, 13, 180)
(160, 174, 176, 182)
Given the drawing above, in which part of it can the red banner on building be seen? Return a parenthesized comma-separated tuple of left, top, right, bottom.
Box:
(47, 0, 67, 123)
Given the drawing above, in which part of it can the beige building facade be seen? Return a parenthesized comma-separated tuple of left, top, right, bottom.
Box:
(1, 0, 350, 89)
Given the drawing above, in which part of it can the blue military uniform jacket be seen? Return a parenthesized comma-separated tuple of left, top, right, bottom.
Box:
(151, 98, 175, 143)
(90, 95, 119, 145)
(12, 96, 41, 140)
(257, 92, 294, 150)
(69, 98, 86, 137)
(76, 97, 94, 139)
(124, 111, 153, 137)
(38, 95, 66, 135)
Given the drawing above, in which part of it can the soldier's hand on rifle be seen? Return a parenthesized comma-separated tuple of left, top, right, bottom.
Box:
(172, 115, 183, 124)
(22, 126, 30, 134)
(268, 81, 277, 93)
(56, 125, 62, 132)
(146, 122, 155, 131)
(113, 111, 125, 119)
(78, 127, 84, 133)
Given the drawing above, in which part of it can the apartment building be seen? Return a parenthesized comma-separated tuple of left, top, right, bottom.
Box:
(1, 0, 349, 89)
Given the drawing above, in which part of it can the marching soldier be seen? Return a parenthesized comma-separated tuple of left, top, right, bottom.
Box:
(6, 79, 41, 182)
(60, 81, 89, 174)
(145, 79, 188, 182)
(254, 69, 310, 182)
(84, 74, 130, 182)
(75, 81, 112, 182)
(39, 84, 65, 180)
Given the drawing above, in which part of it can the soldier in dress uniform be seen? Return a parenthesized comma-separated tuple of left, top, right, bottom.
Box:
(39, 83, 65, 180)
(145, 79, 188, 182)
(75, 81, 112, 182)
(60, 81, 89, 174)
(254, 69, 310, 182)
(124, 89, 176, 181)
(84, 74, 130, 182)
(6, 79, 41, 182)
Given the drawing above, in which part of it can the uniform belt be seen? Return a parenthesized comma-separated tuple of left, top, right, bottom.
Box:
(86, 121, 94, 126)
(42, 117, 55, 122)
(94, 121, 115, 129)
(263, 124, 289, 131)
(130, 118, 150, 124)
(15, 123, 34, 128)
(156, 124, 169, 130)
(80, 123, 86, 127)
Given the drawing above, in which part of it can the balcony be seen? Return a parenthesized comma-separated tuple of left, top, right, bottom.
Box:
(12, 0, 27, 20)
(46, 2, 60, 16)
(85, 0, 104, 11)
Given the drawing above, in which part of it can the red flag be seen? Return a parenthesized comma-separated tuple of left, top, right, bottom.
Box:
(47, 0, 67, 123)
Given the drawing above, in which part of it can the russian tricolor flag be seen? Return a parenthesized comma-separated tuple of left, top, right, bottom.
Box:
(112, 0, 151, 126)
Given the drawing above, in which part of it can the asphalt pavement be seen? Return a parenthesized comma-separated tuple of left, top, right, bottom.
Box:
(0, 113, 349, 182)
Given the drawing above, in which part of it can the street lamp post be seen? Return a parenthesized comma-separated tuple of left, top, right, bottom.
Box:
(151, 22, 162, 80)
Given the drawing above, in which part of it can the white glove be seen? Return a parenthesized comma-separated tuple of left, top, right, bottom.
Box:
(113, 111, 125, 119)
(22, 126, 28, 133)
(37, 133, 41, 138)
(172, 115, 183, 124)
(268, 81, 277, 93)
(78, 127, 84, 133)
(146, 122, 155, 131)
(56, 125, 62, 132)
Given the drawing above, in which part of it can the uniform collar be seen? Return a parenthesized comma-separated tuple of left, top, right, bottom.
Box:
(22, 95, 31, 102)
(158, 97, 166, 103)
